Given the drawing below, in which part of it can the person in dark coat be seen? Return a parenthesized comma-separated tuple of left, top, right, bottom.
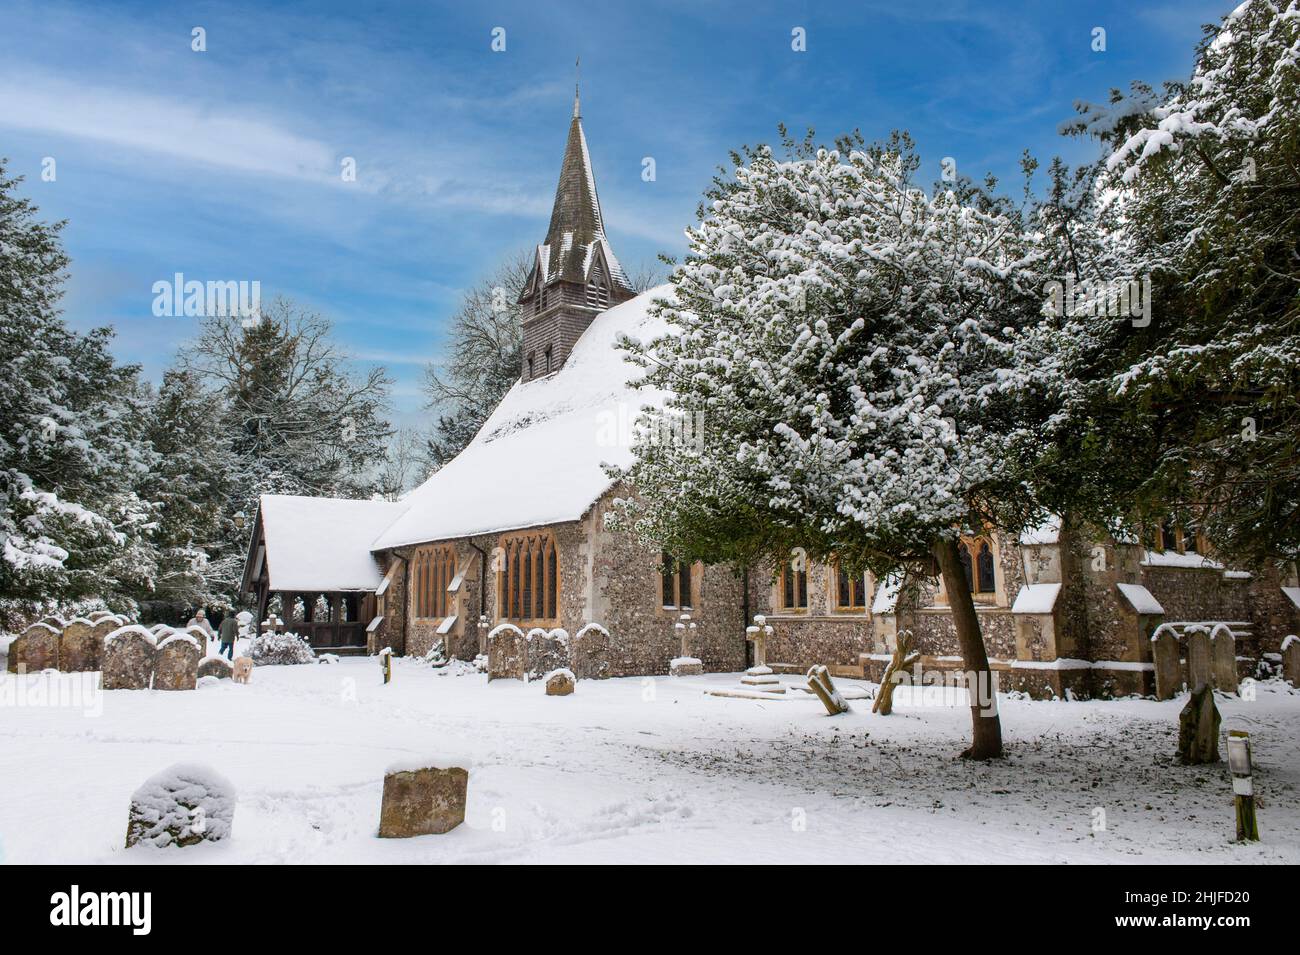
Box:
(218, 614, 238, 660)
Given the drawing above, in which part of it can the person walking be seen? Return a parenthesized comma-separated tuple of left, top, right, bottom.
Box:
(218, 613, 238, 660)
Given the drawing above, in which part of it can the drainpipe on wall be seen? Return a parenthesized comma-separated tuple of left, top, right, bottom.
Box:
(468, 539, 488, 620)
(399, 552, 410, 656)
(742, 565, 752, 669)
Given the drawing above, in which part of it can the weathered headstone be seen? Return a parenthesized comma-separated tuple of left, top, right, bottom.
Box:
(1177, 683, 1221, 764)
(571, 623, 612, 680)
(102, 626, 158, 690)
(545, 668, 575, 696)
(126, 763, 235, 848)
(1151, 628, 1182, 701)
(183, 625, 209, 657)
(378, 763, 468, 837)
(23, 621, 60, 671)
(58, 618, 100, 672)
(5, 633, 25, 673)
(1210, 627, 1239, 694)
(525, 628, 569, 680)
(487, 624, 526, 681)
(1282, 635, 1299, 688)
(1185, 627, 1213, 691)
(197, 656, 234, 681)
(154, 634, 201, 691)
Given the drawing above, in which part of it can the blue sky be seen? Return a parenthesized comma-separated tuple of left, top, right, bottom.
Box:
(1, 0, 1231, 426)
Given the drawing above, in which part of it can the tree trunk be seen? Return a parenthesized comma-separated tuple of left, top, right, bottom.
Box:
(932, 537, 1003, 760)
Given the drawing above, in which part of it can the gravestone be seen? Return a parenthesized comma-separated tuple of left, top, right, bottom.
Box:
(183, 625, 209, 657)
(197, 656, 234, 681)
(1185, 627, 1213, 690)
(1282, 635, 1299, 688)
(741, 615, 784, 693)
(1177, 684, 1221, 764)
(378, 763, 468, 837)
(670, 614, 703, 676)
(487, 624, 526, 681)
(1210, 627, 1239, 693)
(58, 619, 100, 672)
(102, 627, 157, 690)
(154, 634, 201, 691)
(126, 763, 235, 848)
(1151, 629, 1181, 700)
(5, 633, 24, 673)
(525, 628, 569, 680)
(571, 623, 612, 680)
(545, 668, 575, 696)
(24, 622, 60, 671)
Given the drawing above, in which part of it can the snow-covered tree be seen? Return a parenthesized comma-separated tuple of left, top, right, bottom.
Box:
(613, 132, 1055, 759)
(0, 160, 157, 626)
(421, 250, 532, 471)
(137, 368, 240, 618)
(179, 297, 393, 607)
(1056, 0, 1300, 563)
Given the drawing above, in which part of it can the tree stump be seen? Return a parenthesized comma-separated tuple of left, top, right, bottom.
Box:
(1177, 684, 1221, 765)
(873, 630, 919, 716)
(807, 665, 849, 715)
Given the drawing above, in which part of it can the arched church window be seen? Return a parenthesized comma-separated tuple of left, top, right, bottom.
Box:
(498, 530, 559, 624)
(544, 346, 553, 374)
(957, 536, 997, 597)
(660, 551, 694, 610)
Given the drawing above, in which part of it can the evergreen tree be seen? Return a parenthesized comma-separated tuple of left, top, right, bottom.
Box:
(613, 131, 1056, 759)
(1053, 0, 1300, 563)
(0, 159, 157, 626)
(138, 368, 239, 618)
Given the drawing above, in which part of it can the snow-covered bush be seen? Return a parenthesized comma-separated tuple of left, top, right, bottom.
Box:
(248, 630, 315, 666)
(125, 763, 235, 848)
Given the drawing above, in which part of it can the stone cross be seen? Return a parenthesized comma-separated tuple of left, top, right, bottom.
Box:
(745, 614, 773, 669)
(741, 614, 783, 693)
(675, 613, 696, 658)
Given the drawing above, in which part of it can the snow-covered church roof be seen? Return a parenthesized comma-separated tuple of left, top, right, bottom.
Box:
(256, 494, 410, 592)
(371, 285, 672, 551)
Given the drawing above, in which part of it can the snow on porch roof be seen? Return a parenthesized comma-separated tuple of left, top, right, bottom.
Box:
(371, 286, 674, 552)
(259, 494, 409, 592)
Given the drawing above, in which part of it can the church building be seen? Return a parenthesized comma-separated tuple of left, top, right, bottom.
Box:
(243, 88, 1300, 697)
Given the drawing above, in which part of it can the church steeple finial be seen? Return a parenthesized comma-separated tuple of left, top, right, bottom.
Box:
(573, 56, 581, 118)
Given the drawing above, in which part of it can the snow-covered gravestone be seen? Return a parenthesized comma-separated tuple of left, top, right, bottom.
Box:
(23, 621, 60, 672)
(545, 667, 575, 696)
(487, 623, 526, 681)
(58, 618, 102, 672)
(1210, 625, 1238, 694)
(102, 626, 158, 690)
(197, 656, 233, 681)
(526, 628, 569, 680)
(669, 614, 703, 676)
(126, 763, 235, 848)
(1283, 635, 1300, 689)
(378, 759, 468, 837)
(571, 623, 612, 680)
(1151, 627, 1181, 701)
(154, 633, 201, 691)
(741, 615, 783, 693)
(1185, 627, 1213, 691)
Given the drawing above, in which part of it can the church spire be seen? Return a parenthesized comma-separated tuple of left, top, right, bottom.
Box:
(574, 56, 580, 118)
(516, 74, 636, 381)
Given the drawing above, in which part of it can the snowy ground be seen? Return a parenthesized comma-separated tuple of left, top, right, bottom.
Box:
(1, 656, 1297, 864)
